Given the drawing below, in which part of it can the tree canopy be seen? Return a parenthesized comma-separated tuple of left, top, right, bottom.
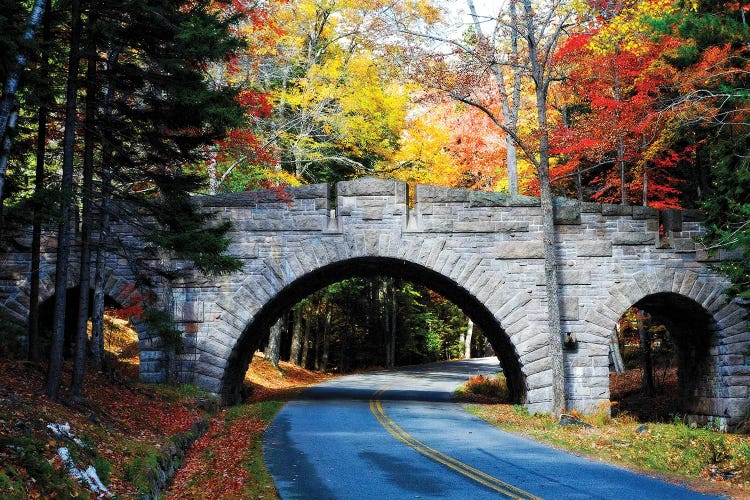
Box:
(2, 0, 750, 389)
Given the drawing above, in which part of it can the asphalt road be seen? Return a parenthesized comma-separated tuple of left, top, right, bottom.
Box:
(263, 358, 724, 499)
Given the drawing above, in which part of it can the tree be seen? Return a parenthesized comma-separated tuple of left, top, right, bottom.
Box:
(382, 0, 578, 412)
(40, 0, 248, 397)
(26, 0, 53, 363)
(547, 1, 688, 208)
(655, 1, 750, 297)
(0, 0, 47, 202)
(45, 0, 83, 401)
(516, 0, 575, 414)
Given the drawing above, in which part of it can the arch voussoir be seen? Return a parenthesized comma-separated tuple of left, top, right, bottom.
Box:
(424, 239, 446, 269)
(631, 271, 652, 297)
(678, 270, 699, 296)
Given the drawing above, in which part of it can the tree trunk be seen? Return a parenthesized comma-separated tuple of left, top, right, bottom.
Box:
(45, 0, 83, 400)
(321, 302, 331, 371)
(90, 48, 119, 371)
(639, 313, 654, 396)
(618, 135, 627, 205)
(0, 110, 18, 200)
(464, 318, 474, 359)
(71, 13, 99, 399)
(520, 0, 568, 415)
(266, 318, 282, 368)
(609, 328, 625, 375)
(524, 3, 565, 413)
(467, 0, 521, 196)
(389, 280, 397, 367)
(0, 0, 47, 201)
(27, 0, 52, 363)
(207, 148, 218, 195)
(289, 304, 303, 365)
(300, 303, 310, 368)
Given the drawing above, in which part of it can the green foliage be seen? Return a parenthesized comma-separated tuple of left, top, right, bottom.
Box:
(124, 450, 160, 494)
(176, 383, 211, 399)
(655, 5, 750, 300)
(290, 277, 483, 372)
(142, 307, 183, 354)
(143, 171, 242, 276)
(0, 312, 24, 358)
(225, 400, 283, 423)
(701, 135, 750, 298)
(0, 436, 75, 497)
(93, 456, 112, 484)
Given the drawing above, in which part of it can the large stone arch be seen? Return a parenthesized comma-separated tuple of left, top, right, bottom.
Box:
(195, 233, 549, 407)
(585, 269, 748, 426)
(219, 257, 527, 404)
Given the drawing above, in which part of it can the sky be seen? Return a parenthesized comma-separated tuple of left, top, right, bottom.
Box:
(441, 0, 500, 36)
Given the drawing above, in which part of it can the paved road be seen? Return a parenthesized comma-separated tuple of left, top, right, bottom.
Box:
(263, 358, 723, 499)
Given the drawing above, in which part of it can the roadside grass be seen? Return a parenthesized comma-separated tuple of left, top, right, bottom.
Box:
(166, 401, 283, 499)
(459, 377, 750, 498)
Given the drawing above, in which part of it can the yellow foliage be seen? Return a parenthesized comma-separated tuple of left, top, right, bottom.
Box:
(382, 112, 459, 187)
(590, 0, 678, 54)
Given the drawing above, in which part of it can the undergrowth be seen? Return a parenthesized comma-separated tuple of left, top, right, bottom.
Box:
(455, 372, 510, 403)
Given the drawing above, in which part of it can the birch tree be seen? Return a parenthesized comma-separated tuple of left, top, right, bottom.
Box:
(0, 0, 47, 202)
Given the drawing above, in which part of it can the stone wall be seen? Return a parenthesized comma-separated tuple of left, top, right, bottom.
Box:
(1, 177, 748, 426)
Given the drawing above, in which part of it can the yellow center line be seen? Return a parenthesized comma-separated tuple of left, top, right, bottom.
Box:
(369, 387, 539, 500)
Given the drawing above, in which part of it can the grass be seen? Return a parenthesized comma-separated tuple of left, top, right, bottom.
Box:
(454, 372, 510, 403)
(459, 377, 750, 498)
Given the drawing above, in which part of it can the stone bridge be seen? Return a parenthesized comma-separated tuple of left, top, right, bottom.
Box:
(1, 178, 748, 427)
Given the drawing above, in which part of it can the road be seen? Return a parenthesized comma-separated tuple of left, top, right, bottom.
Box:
(263, 358, 723, 499)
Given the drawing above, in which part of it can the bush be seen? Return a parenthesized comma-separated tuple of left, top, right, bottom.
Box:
(463, 373, 509, 402)
(0, 313, 25, 358)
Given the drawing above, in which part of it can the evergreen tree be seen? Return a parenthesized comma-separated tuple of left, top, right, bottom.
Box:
(42, 0, 247, 396)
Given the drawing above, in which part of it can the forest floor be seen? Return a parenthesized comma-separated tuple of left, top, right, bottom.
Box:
(2, 341, 750, 498)
(0, 316, 328, 499)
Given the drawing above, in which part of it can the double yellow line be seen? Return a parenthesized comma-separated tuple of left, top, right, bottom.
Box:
(369, 394, 539, 500)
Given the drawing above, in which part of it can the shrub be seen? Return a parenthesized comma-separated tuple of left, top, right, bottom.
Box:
(463, 373, 509, 401)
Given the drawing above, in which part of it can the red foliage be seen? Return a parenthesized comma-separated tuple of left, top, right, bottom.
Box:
(215, 128, 276, 167)
(110, 284, 149, 320)
(167, 412, 268, 499)
(235, 90, 273, 117)
(550, 32, 685, 208)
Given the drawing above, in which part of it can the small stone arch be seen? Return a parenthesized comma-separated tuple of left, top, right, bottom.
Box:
(0, 263, 150, 356)
(586, 269, 747, 425)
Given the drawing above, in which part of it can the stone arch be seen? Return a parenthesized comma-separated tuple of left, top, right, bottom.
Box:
(200, 250, 533, 405)
(0, 262, 149, 350)
(585, 269, 748, 425)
